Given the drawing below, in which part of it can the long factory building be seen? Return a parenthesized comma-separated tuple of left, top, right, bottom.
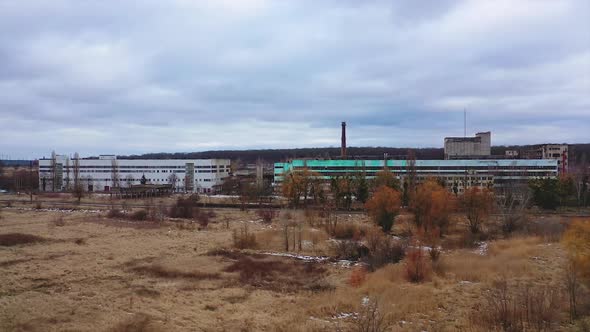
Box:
(38, 155, 231, 194)
(274, 159, 558, 193)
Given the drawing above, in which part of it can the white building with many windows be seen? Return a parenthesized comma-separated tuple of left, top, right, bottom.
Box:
(38, 155, 231, 194)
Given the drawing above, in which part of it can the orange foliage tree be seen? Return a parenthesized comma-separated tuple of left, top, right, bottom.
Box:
(410, 178, 455, 236)
(462, 187, 494, 234)
(365, 185, 402, 232)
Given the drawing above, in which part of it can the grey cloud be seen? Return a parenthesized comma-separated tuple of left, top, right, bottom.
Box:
(0, 0, 588, 158)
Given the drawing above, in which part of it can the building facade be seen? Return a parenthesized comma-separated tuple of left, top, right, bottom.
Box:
(540, 144, 569, 173)
(38, 155, 231, 194)
(274, 159, 558, 194)
(444, 132, 491, 159)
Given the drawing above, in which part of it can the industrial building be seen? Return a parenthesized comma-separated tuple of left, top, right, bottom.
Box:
(38, 155, 231, 194)
(444, 132, 491, 159)
(274, 159, 558, 194)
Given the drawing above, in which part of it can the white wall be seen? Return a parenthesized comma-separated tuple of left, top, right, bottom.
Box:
(39, 157, 231, 193)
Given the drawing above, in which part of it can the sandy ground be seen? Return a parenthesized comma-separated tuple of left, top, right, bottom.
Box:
(0, 207, 576, 332)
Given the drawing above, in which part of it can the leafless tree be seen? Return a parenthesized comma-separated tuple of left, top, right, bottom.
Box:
(72, 153, 84, 203)
(64, 156, 71, 191)
(125, 174, 134, 188)
(111, 158, 120, 190)
(50, 150, 57, 192)
(496, 182, 530, 235)
(168, 173, 178, 192)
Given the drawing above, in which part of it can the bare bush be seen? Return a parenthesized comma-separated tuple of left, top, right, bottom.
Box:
(331, 240, 367, 261)
(472, 279, 561, 331)
(168, 195, 200, 219)
(257, 208, 278, 224)
(35, 201, 42, 210)
(131, 209, 149, 221)
(107, 208, 125, 219)
(364, 233, 405, 271)
(232, 224, 258, 249)
(354, 297, 393, 332)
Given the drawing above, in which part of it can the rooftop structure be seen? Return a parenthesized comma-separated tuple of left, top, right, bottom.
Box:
(444, 131, 491, 159)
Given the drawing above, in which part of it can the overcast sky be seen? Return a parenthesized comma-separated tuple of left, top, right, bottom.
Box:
(0, 0, 589, 159)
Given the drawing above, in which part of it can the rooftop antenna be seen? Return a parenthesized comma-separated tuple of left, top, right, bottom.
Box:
(464, 109, 467, 137)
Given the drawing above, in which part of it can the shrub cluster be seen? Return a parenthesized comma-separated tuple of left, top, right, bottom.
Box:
(232, 224, 258, 249)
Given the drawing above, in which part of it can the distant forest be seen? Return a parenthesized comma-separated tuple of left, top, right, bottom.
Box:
(121, 144, 590, 165)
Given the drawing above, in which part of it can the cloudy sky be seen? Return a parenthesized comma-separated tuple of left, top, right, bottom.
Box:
(0, 0, 589, 158)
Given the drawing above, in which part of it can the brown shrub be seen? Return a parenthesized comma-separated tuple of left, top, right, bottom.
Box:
(331, 240, 367, 261)
(74, 238, 86, 245)
(364, 230, 406, 271)
(107, 208, 125, 219)
(0, 233, 47, 246)
(348, 266, 368, 288)
(232, 224, 258, 249)
(168, 195, 200, 219)
(257, 208, 278, 224)
(222, 255, 330, 292)
(131, 209, 149, 221)
(405, 249, 430, 283)
(35, 201, 42, 210)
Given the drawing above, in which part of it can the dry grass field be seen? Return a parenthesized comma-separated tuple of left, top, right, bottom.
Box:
(0, 203, 587, 331)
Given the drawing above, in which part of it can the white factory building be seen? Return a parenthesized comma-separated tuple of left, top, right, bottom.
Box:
(38, 155, 231, 194)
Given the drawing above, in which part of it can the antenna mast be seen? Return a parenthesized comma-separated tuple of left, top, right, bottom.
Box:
(464, 109, 466, 137)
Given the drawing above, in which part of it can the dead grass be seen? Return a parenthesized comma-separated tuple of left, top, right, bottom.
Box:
(443, 236, 543, 282)
(109, 313, 163, 332)
(128, 263, 221, 281)
(0, 233, 47, 246)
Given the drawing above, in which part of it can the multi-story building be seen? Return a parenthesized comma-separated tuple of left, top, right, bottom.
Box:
(540, 144, 569, 173)
(274, 159, 558, 194)
(444, 132, 491, 159)
(521, 144, 569, 173)
(38, 155, 231, 194)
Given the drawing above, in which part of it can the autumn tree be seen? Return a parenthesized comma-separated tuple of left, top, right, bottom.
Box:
(365, 185, 402, 232)
(462, 187, 494, 234)
(331, 174, 354, 209)
(373, 168, 400, 191)
(410, 178, 455, 236)
(354, 172, 370, 204)
(282, 168, 323, 208)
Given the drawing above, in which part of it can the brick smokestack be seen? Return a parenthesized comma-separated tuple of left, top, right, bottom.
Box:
(341, 121, 347, 159)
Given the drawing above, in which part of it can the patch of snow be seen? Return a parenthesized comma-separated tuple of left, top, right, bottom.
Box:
(459, 281, 475, 285)
(332, 312, 357, 320)
(473, 242, 488, 255)
(361, 296, 370, 306)
(261, 252, 330, 262)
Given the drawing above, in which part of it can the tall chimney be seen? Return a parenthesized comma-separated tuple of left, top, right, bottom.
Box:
(341, 121, 347, 159)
